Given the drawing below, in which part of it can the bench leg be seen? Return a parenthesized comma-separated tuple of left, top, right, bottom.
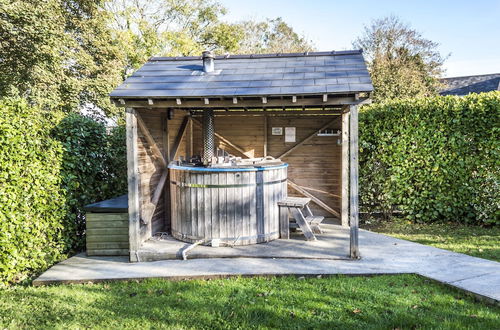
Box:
(311, 225, 322, 234)
(279, 206, 290, 239)
(290, 208, 317, 241)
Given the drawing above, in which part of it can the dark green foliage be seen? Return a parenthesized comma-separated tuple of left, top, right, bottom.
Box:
(0, 99, 127, 284)
(359, 92, 500, 225)
(0, 99, 65, 284)
(0, 0, 126, 118)
(52, 114, 127, 251)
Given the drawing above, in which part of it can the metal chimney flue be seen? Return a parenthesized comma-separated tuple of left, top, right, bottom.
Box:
(202, 50, 214, 73)
(202, 109, 215, 165)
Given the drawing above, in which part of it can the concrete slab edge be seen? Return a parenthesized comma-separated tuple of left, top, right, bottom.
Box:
(419, 272, 500, 306)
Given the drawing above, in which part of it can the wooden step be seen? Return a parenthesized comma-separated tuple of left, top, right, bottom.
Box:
(306, 216, 324, 226)
(290, 216, 324, 225)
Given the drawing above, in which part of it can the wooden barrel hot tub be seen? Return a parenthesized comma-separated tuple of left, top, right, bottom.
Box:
(169, 163, 288, 245)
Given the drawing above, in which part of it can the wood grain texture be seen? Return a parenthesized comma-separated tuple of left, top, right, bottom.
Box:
(137, 109, 169, 241)
(341, 111, 350, 227)
(349, 105, 360, 259)
(86, 212, 129, 256)
(169, 166, 286, 245)
(126, 108, 140, 260)
(191, 114, 343, 218)
(136, 112, 167, 168)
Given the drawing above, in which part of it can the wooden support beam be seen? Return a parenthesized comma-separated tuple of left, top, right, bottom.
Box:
(125, 108, 141, 262)
(169, 115, 190, 161)
(189, 116, 193, 158)
(161, 113, 171, 231)
(136, 112, 167, 168)
(191, 110, 343, 117)
(341, 111, 350, 227)
(192, 119, 250, 158)
(292, 184, 341, 200)
(263, 114, 268, 157)
(112, 96, 367, 109)
(288, 180, 341, 218)
(277, 116, 341, 159)
(349, 105, 360, 259)
(142, 170, 168, 225)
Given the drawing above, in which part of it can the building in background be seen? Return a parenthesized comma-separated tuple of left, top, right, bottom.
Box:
(441, 73, 500, 96)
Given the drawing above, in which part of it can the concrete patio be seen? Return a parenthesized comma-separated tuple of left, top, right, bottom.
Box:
(137, 223, 350, 261)
(34, 229, 500, 304)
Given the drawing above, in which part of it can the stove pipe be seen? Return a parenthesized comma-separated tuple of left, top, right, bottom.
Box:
(202, 109, 215, 165)
(202, 51, 214, 73)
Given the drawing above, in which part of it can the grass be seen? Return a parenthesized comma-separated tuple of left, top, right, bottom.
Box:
(1, 275, 499, 329)
(363, 219, 500, 262)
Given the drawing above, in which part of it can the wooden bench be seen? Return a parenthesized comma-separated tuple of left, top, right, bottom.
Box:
(278, 197, 325, 241)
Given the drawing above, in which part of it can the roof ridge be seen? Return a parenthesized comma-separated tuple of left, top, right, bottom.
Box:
(443, 73, 500, 80)
(150, 50, 363, 62)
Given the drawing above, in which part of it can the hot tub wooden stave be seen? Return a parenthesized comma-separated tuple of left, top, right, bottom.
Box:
(169, 164, 288, 245)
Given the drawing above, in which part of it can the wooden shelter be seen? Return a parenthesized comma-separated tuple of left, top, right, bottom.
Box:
(108, 50, 373, 262)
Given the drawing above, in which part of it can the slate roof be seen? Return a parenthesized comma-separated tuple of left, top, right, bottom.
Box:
(440, 73, 500, 96)
(110, 50, 373, 99)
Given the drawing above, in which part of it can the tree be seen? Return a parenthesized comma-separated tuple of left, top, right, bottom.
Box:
(106, 1, 314, 72)
(105, 0, 244, 73)
(1, 0, 313, 120)
(0, 0, 126, 117)
(353, 16, 446, 102)
(236, 17, 314, 54)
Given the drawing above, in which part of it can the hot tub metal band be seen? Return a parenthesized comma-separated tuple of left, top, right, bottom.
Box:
(171, 230, 279, 243)
(170, 178, 287, 188)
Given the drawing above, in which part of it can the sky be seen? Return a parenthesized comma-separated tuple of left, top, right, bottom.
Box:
(219, 0, 500, 77)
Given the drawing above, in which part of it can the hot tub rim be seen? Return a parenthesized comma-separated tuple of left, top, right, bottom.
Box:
(168, 163, 288, 172)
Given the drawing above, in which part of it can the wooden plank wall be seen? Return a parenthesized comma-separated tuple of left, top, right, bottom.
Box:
(136, 109, 167, 238)
(190, 114, 342, 217)
(136, 109, 191, 240)
(193, 115, 265, 158)
(86, 213, 129, 256)
(268, 115, 341, 216)
(137, 111, 342, 238)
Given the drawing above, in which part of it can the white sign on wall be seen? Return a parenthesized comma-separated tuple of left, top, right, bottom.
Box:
(285, 127, 296, 143)
(271, 127, 283, 135)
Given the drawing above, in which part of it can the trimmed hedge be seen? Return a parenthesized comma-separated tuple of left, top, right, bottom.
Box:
(359, 92, 500, 225)
(0, 99, 126, 284)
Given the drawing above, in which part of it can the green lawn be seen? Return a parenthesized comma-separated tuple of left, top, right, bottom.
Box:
(363, 219, 500, 262)
(1, 275, 499, 329)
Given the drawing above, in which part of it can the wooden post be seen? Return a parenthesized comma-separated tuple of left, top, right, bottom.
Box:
(341, 110, 350, 227)
(189, 115, 193, 158)
(165, 113, 170, 231)
(263, 114, 268, 157)
(126, 108, 141, 262)
(349, 105, 360, 259)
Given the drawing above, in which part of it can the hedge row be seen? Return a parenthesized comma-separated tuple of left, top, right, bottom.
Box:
(359, 92, 500, 225)
(0, 99, 126, 284)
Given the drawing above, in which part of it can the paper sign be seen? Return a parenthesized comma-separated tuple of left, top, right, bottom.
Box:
(271, 127, 283, 135)
(285, 127, 296, 143)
